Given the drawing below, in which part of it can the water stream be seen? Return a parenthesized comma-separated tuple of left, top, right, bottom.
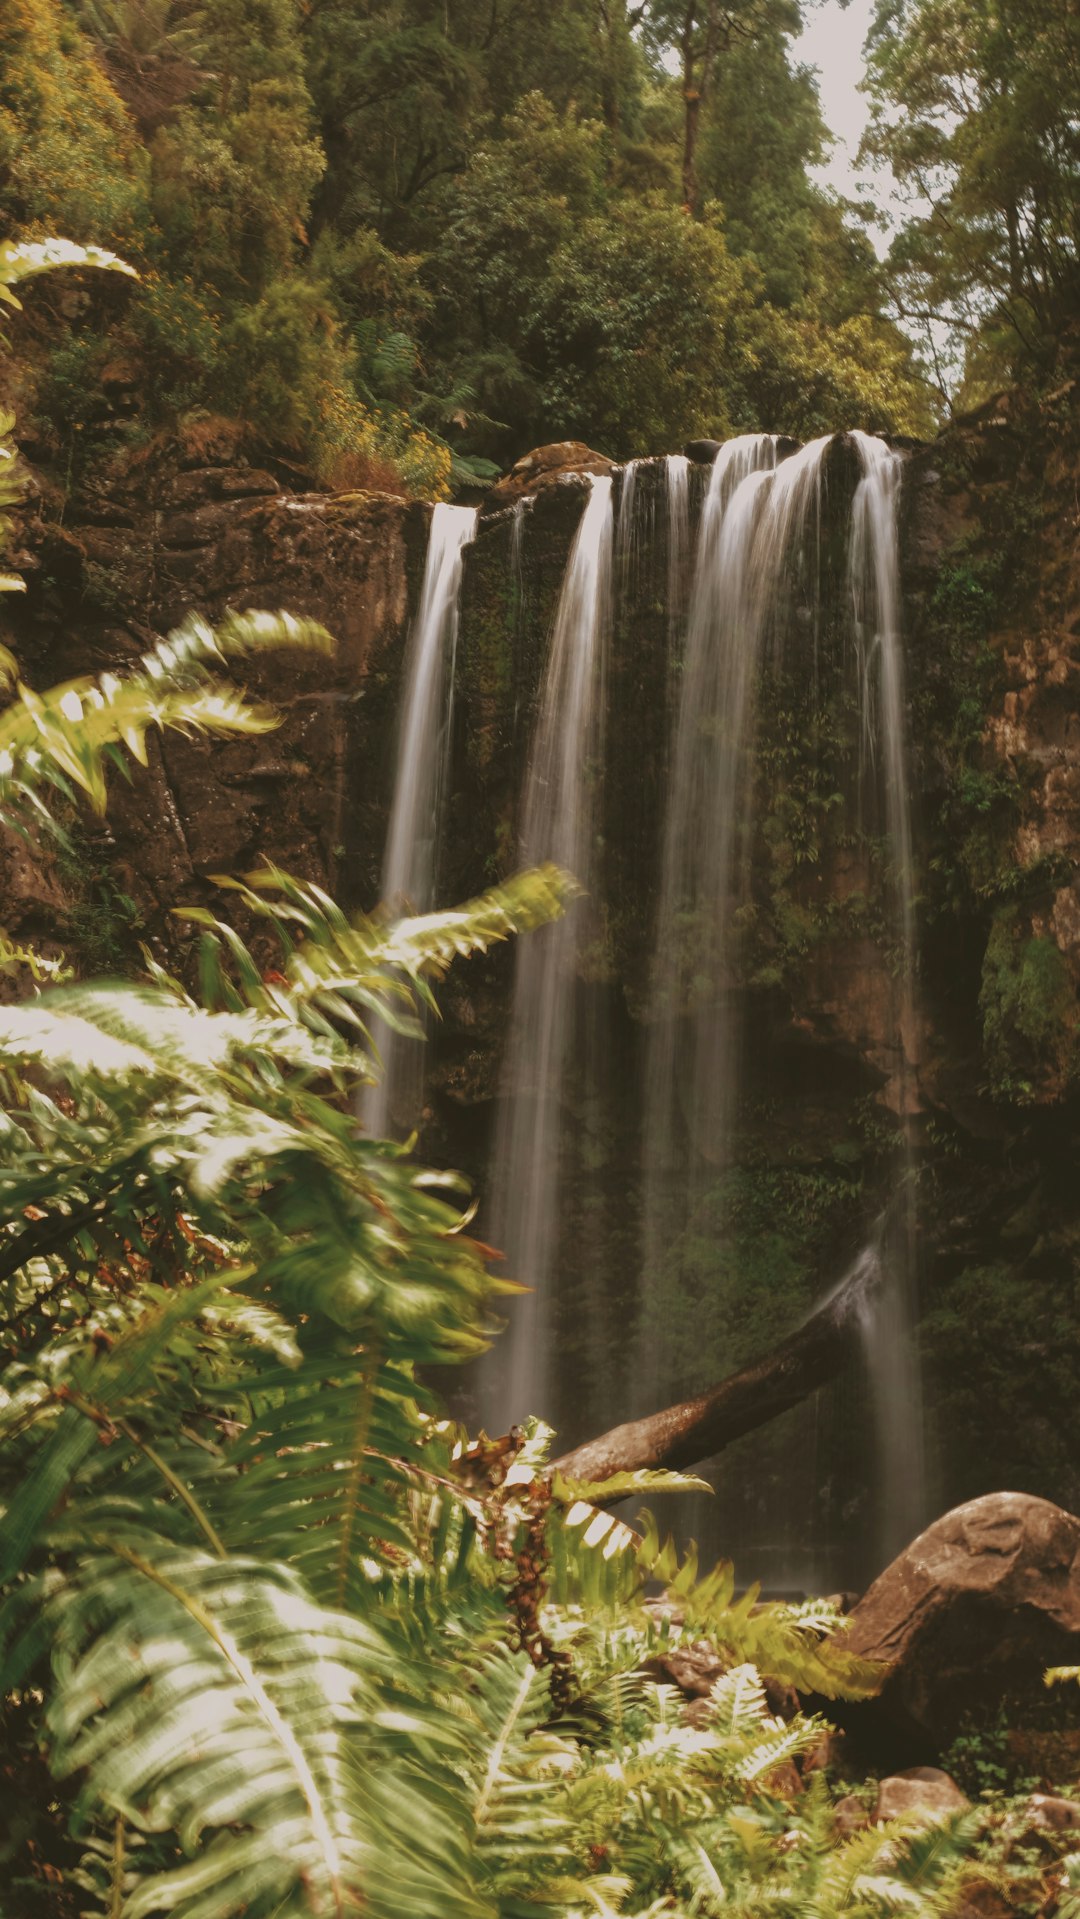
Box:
(641, 437, 831, 1387)
(486, 475, 615, 1432)
(375, 436, 927, 1583)
(362, 501, 477, 1139)
(848, 432, 927, 1557)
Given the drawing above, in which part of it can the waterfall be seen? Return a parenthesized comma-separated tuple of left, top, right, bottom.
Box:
(363, 501, 477, 1139)
(642, 438, 831, 1383)
(617, 458, 641, 557)
(848, 432, 927, 1557)
(388, 432, 926, 1584)
(646, 434, 778, 1177)
(665, 454, 691, 650)
(486, 475, 614, 1432)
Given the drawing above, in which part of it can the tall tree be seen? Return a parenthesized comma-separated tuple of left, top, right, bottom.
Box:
(863, 0, 1080, 390)
(643, 0, 801, 213)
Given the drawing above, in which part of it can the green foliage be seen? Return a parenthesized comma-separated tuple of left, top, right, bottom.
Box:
(943, 1711, 1020, 1798)
(0, 0, 149, 245)
(0, 617, 990, 1918)
(922, 1250, 1080, 1506)
(2, 0, 939, 489)
(979, 904, 1078, 1101)
(863, 0, 1080, 395)
(0, 607, 332, 841)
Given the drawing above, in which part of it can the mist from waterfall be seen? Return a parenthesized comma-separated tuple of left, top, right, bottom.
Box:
(486, 475, 614, 1432)
(362, 501, 476, 1140)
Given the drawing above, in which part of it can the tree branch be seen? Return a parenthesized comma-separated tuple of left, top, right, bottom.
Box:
(552, 1243, 885, 1484)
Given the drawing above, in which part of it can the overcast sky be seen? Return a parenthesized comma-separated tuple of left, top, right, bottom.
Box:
(794, 0, 896, 230)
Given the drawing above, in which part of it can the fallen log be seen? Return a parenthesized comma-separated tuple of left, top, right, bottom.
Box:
(553, 1240, 884, 1484)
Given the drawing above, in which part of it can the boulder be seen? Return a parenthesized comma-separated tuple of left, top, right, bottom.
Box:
(835, 1494, 1080, 1742)
(487, 441, 613, 504)
(1021, 1793, 1080, 1835)
(873, 1766, 969, 1822)
(833, 1792, 871, 1837)
(684, 438, 724, 463)
(647, 1639, 723, 1697)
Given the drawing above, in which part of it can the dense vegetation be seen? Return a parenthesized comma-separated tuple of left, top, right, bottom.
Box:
(1, 0, 1075, 495)
(0, 345, 989, 1909)
(0, 520, 1061, 1919)
(1, 233, 1079, 1916)
(863, 0, 1080, 406)
(0, 0, 933, 495)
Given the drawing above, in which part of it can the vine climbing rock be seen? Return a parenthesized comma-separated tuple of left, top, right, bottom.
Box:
(834, 1493, 1080, 1744)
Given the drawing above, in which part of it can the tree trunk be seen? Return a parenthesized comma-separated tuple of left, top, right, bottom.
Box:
(680, 2, 700, 210)
(553, 1243, 884, 1485)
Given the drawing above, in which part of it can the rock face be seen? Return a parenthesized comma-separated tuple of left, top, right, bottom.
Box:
(838, 1494, 1080, 1741)
(5, 419, 427, 970)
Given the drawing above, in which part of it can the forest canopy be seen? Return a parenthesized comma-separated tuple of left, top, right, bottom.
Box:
(1, 0, 1077, 494)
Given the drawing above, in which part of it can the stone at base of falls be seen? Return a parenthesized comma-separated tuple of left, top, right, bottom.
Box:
(1021, 1793, 1080, 1835)
(836, 1493, 1080, 1743)
(873, 1767, 970, 1822)
(832, 1793, 871, 1837)
(487, 441, 614, 503)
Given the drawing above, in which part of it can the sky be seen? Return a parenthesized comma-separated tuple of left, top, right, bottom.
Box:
(793, 0, 899, 243)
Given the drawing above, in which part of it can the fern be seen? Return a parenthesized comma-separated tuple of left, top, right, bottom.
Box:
(0, 579, 1008, 1919)
(0, 609, 333, 840)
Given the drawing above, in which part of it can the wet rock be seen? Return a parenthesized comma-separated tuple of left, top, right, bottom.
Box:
(833, 1792, 871, 1837)
(680, 1695, 716, 1729)
(874, 1766, 969, 1821)
(488, 441, 614, 503)
(648, 1640, 724, 1697)
(836, 1495, 1080, 1743)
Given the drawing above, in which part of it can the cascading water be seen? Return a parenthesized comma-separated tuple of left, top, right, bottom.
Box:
(642, 437, 831, 1385)
(486, 475, 614, 1434)
(664, 454, 691, 650)
(848, 432, 928, 1557)
(390, 433, 926, 1585)
(362, 502, 476, 1139)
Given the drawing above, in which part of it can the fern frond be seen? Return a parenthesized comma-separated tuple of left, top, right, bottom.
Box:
(464, 1643, 580, 1902)
(551, 1467, 710, 1504)
(0, 928, 72, 982)
(39, 1539, 486, 1919)
(707, 1662, 770, 1737)
(0, 611, 332, 838)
